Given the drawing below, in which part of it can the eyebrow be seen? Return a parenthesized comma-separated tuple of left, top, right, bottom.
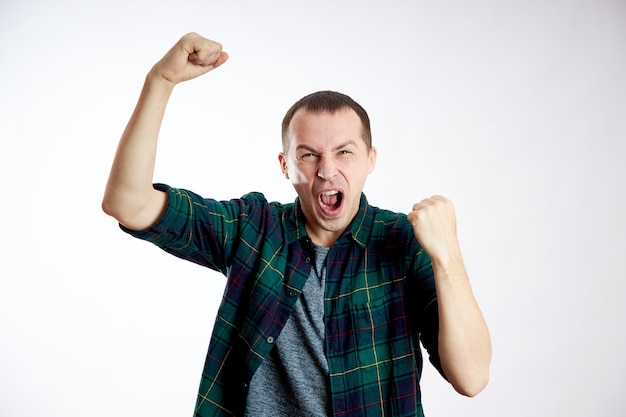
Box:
(295, 140, 358, 154)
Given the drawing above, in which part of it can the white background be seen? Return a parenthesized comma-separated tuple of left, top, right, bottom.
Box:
(1, 1, 625, 416)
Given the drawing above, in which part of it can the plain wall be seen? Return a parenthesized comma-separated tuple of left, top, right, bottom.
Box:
(1, 0, 625, 415)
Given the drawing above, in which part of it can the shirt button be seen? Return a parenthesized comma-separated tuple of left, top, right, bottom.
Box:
(266, 336, 275, 344)
(305, 257, 311, 263)
(288, 291, 296, 297)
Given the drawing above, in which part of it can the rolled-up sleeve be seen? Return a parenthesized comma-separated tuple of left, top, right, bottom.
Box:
(120, 183, 248, 274)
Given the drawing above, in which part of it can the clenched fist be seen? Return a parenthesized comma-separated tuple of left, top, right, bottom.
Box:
(150, 32, 229, 85)
(407, 195, 461, 265)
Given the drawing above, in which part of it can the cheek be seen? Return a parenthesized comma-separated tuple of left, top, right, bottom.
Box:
(346, 166, 370, 188)
(289, 164, 314, 185)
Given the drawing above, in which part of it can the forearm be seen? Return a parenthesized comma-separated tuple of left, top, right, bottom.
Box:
(102, 70, 174, 229)
(433, 251, 491, 397)
(102, 33, 228, 230)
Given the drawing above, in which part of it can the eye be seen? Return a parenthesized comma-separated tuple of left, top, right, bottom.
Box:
(300, 152, 318, 160)
(338, 150, 352, 156)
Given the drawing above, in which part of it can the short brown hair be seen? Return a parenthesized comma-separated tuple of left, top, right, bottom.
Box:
(281, 91, 372, 152)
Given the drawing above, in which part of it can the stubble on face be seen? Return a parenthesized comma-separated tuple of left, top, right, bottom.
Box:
(279, 108, 376, 246)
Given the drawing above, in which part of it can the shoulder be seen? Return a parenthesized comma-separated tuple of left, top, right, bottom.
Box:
(367, 203, 427, 254)
(368, 204, 413, 235)
(241, 192, 294, 215)
(158, 186, 290, 222)
(360, 202, 432, 277)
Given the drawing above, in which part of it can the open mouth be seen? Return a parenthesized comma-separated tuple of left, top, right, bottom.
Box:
(319, 190, 343, 215)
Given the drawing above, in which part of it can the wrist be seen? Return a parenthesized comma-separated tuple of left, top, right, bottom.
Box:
(146, 67, 177, 92)
(429, 245, 464, 276)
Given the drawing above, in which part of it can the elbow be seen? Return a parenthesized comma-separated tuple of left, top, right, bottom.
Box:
(101, 188, 166, 231)
(101, 194, 133, 226)
(450, 369, 490, 397)
(101, 194, 124, 221)
(101, 196, 114, 217)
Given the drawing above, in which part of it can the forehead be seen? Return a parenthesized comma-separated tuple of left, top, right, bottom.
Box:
(287, 108, 363, 147)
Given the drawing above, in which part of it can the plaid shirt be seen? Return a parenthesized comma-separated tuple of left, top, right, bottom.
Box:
(123, 184, 443, 417)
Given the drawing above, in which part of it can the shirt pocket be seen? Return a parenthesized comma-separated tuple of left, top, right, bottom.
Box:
(348, 291, 412, 371)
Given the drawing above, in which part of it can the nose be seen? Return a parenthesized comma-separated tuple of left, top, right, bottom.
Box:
(317, 156, 338, 180)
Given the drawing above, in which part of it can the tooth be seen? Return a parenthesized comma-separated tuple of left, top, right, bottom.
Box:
(322, 190, 339, 195)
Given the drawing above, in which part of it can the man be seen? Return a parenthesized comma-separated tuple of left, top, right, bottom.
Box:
(103, 32, 491, 417)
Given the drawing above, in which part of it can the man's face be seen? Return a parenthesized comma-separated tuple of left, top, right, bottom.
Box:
(279, 107, 377, 246)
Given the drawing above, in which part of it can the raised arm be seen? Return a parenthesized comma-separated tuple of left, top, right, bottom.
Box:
(102, 33, 228, 230)
(408, 196, 492, 397)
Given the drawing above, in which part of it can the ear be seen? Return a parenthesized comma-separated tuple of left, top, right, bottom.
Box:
(367, 147, 377, 174)
(278, 152, 289, 179)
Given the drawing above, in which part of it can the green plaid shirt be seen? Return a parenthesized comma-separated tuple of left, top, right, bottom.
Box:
(123, 184, 443, 416)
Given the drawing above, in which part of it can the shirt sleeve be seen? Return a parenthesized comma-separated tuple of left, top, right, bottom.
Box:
(418, 298, 447, 380)
(409, 238, 447, 380)
(120, 183, 264, 274)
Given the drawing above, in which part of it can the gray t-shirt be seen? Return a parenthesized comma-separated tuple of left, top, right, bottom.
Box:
(245, 244, 331, 416)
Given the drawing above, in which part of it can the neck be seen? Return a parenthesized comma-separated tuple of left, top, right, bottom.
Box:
(305, 226, 341, 248)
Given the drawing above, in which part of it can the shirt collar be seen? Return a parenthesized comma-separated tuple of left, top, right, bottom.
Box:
(284, 193, 373, 248)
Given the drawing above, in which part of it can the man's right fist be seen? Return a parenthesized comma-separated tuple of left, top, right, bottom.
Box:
(151, 32, 229, 85)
